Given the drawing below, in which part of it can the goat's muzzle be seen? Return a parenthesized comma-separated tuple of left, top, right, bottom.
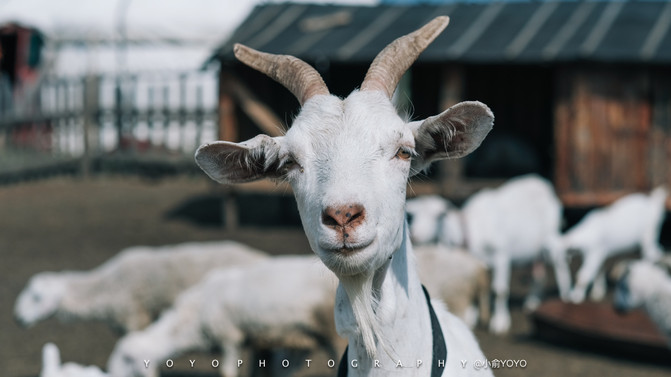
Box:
(322, 204, 365, 230)
(321, 203, 368, 246)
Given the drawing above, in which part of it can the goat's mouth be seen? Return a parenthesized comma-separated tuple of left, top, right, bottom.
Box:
(332, 246, 366, 255)
(316, 240, 378, 276)
(320, 238, 374, 256)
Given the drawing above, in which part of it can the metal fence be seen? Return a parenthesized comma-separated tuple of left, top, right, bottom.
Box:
(0, 70, 219, 182)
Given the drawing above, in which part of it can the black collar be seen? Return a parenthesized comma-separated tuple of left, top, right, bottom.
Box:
(337, 284, 447, 376)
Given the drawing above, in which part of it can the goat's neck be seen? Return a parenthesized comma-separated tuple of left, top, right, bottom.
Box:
(335, 220, 434, 376)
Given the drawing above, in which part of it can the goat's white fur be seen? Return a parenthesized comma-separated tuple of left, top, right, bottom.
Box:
(562, 186, 668, 303)
(196, 17, 494, 376)
(415, 245, 491, 329)
(612, 257, 671, 348)
(107, 255, 340, 377)
(15, 241, 268, 332)
(40, 342, 108, 377)
(406, 175, 568, 334)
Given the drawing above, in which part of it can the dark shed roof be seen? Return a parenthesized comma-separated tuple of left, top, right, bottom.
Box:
(213, 1, 671, 64)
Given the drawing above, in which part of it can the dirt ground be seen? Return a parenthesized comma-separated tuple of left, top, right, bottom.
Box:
(1, 176, 669, 377)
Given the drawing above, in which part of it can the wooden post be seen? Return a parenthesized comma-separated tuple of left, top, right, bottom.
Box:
(553, 66, 572, 201)
(437, 65, 465, 198)
(218, 71, 238, 142)
(650, 68, 671, 209)
(218, 70, 239, 230)
(115, 77, 123, 150)
(223, 188, 239, 230)
(81, 74, 99, 178)
(178, 73, 187, 151)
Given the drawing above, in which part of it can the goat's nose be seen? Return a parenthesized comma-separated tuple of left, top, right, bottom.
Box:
(322, 204, 366, 229)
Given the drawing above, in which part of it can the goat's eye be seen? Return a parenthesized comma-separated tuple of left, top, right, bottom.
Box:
(281, 155, 302, 174)
(395, 148, 413, 161)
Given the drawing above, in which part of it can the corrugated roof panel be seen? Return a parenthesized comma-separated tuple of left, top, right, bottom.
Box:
(245, 4, 310, 53)
(598, 2, 661, 61)
(444, 3, 505, 59)
(214, 2, 671, 64)
(286, 6, 359, 56)
(518, 2, 578, 62)
(337, 6, 407, 60)
(419, 4, 482, 59)
(259, 5, 326, 55)
(553, 2, 608, 60)
(654, 24, 671, 62)
(303, 6, 381, 60)
(347, 5, 445, 62)
(217, 5, 285, 58)
(541, 2, 594, 60)
(640, 2, 671, 60)
(507, 2, 575, 61)
(465, 3, 539, 61)
(579, 1, 625, 56)
(505, 1, 561, 59)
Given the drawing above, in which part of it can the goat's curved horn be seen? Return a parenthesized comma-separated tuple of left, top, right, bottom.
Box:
(361, 16, 450, 98)
(233, 44, 329, 105)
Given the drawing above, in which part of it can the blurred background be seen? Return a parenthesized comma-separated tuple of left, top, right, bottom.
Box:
(1, 0, 670, 376)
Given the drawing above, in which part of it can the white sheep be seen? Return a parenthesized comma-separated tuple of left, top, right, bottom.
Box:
(40, 342, 108, 377)
(405, 195, 452, 245)
(563, 186, 668, 303)
(15, 240, 269, 333)
(407, 175, 569, 334)
(612, 257, 671, 348)
(415, 245, 490, 329)
(107, 254, 341, 377)
(196, 16, 494, 376)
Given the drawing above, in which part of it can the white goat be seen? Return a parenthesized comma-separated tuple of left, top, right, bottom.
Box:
(415, 245, 490, 329)
(563, 186, 668, 303)
(196, 16, 494, 376)
(612, 257, 671, 348)
(107, 255, 340, 377)
(405, 195, 452, 245)
(15, 240, 268, 332)
(407, 175, 569, 334)
(40, 342, 108, 377)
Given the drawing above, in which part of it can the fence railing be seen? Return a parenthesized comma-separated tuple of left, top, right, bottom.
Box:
(0, 70, 219, 182)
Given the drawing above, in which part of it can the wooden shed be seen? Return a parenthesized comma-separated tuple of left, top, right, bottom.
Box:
(210, 1, 671, 210)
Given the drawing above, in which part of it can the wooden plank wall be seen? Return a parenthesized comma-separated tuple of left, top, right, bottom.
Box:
(555, 65, 670, 208)
(650, 68, 671, 194)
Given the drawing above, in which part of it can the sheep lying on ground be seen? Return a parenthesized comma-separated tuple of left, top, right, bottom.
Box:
(406, 174, 568, 334)
(415, 244, 490, 329)
(613, 257, 671, 348)
(107, 254, 341, 377)
(563, 186, 668, 303)
(15, 240, 269, 333)
(40, 342, 108, 377)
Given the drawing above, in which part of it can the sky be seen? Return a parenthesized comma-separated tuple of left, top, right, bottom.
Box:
(0, 0, 379, 75)
(0, 0, 378, 44)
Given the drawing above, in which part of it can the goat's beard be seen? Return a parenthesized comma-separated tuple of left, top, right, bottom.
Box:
(340, 272, 389, 359)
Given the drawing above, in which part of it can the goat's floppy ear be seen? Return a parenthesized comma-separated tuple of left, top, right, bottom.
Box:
(195, 134, 283, 184)
(410, 101, 493, 173)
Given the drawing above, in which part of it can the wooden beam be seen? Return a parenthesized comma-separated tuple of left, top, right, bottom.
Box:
(218, 71, 238, 142)
(437, 65, 466, 197)
(226, 75, 285, 137)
